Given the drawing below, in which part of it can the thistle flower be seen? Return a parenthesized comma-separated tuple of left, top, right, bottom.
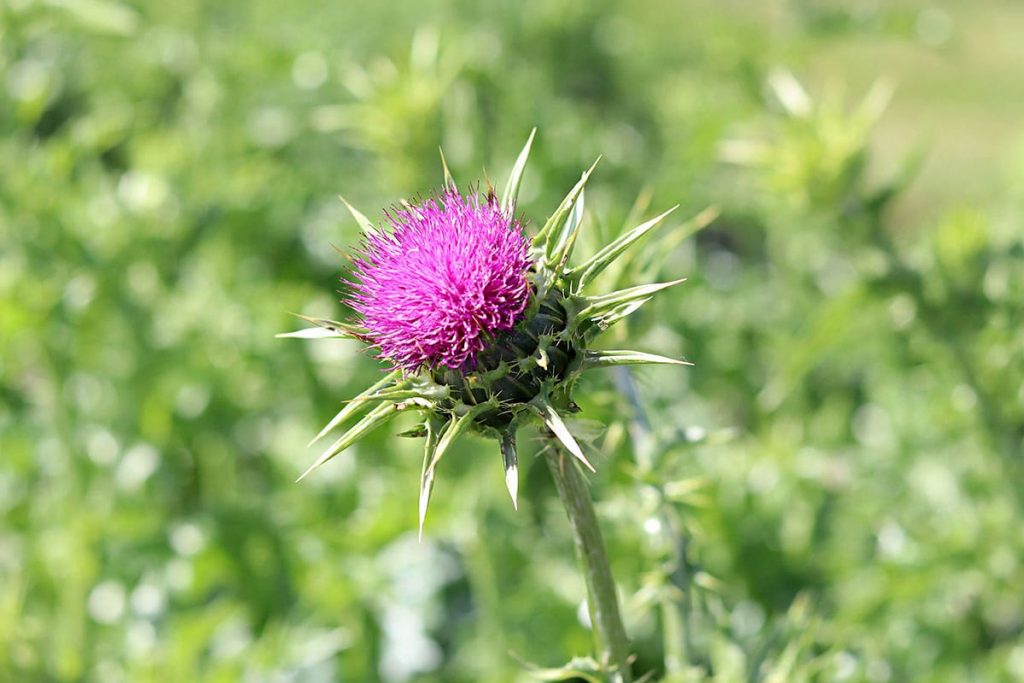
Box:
(350, 190, 532, 372)
(281, 131, 695, 536)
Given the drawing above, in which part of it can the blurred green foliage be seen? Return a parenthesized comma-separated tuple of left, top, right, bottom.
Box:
(2, 0, 1023, 681)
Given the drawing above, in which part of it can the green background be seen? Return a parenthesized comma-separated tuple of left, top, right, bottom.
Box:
(2, 0, 1023, 681)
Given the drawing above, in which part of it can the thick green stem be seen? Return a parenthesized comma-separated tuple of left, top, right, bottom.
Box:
(545, 447, 632, 682)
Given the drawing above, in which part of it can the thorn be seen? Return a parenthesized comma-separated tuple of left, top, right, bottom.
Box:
(500, 432, 519, 511)
(505, 467, 519, 511)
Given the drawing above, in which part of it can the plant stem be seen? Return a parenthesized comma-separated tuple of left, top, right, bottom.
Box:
(545, 447, 632, 682)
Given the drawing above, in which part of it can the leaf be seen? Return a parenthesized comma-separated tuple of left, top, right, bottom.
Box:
(338, 195, 378, 235)
(582, 349, 693, 370)
(533, 398, 595, 472)
(499, 431, 519, 510)
(439, 147, 457, 192)
(307, 369, 402, 447)
(501, 128, 536, 215)
(568, 206, 678, 288)
(531, 157, 600, 255)
(297, 401, 400, 481)
(417, 413, 445, 540)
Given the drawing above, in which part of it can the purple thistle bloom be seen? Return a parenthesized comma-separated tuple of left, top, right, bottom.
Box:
(350, 190, 532, 371)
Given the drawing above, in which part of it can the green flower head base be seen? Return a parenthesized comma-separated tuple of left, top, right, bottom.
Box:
(280, 131, 692, 537)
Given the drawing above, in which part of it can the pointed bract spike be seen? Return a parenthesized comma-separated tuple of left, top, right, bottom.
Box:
(307, 369, 402, 447)
(417, 402, 495, 536)
(545, 186, 585, 271)
(298, 401, 400, 481)
(630, 206, 719, 284)
(292, 313, 368, 338)
(582, 349, 694, 370)
(501, 128, 536, 215)
(601, 297, 651, 324)
(338, 195, 379, 235)
(555, 216, 583, 273)
(533, 398, 596, 472)
(354, 378, 449, 405)
(500, 431, 519, 510)
(532, 157, 600, 252)
(418, 414, 445, 540)
(575, 278, 687, 323)
(276, 327, 353, 340)
(425, 400, 497, 479)
(569, 205, 678, 288)
(439, 147, 457, 192)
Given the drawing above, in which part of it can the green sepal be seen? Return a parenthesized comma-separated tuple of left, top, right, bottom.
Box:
(581, 349, 692, 370)
(356, 375, 450, 404)
(307, 369, 402, 447)
(566, 205, 678, 290)
(396, 425, 428, 438)
(417, 413, 446, 540)
(418, 399, 499, 537)
(516, 656, 604, 683)
(545, 185, 586, 273)
(338, 195, 379, 236)
(298, 400, 403, 482)
(277, 314, 367, 341)
(628, 206, 718, 286)
(501, 128, 536, 216)
(531, 157, 600, 256)
(531, 394, 595, 472)
(571, 279, 687, 335)
(439, 147, 457, 192)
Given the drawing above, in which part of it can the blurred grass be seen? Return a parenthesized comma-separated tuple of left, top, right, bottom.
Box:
(2, 0, 1023, 681)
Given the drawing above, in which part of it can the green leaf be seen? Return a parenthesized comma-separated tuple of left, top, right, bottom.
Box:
(501, 128, 536, 215)
(297, 401, 401, 481)
(338, 195, 378, 235)
(532, 397, 595, 472)
(532, 157, 600, 255)
(568, 205, 678, 288)
(582, 349, 693, 370)
(499, 430, 519, 510)
(307, 369, 402, 447)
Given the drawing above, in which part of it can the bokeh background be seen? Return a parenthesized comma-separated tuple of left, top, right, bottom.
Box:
(3, 0, 1024, 681)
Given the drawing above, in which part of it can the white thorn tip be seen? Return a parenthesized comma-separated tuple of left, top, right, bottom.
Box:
(505, 468, 519, 511)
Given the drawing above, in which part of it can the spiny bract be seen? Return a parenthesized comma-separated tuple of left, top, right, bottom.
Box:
(280, 131, 697, 536)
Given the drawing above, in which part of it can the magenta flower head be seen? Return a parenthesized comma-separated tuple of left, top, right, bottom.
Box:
(350, 190, 532, 372)
(282, 131, 695, 535)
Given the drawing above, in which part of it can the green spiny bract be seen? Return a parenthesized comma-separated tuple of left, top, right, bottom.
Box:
(281, 130, 698, 536)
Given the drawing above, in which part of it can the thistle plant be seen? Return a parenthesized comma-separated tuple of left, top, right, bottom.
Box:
(282, 131, 692, 680)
